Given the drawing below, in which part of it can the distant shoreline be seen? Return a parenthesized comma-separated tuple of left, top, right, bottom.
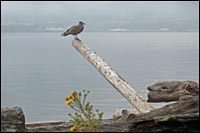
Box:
(1, 31, 199, 33)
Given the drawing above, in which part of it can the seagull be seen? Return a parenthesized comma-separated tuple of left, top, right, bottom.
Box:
(62, 21, 85, 41)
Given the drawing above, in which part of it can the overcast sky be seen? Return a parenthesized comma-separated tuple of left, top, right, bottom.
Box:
(1, 1, 199, 32)
(2, 1, 198, 19)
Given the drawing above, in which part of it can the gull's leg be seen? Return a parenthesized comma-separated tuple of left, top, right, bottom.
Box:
(74, 35, 78, 39)
(74, 35, 81, 41)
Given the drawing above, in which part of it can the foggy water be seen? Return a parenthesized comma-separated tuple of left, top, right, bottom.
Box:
(1, 32, 199, 122)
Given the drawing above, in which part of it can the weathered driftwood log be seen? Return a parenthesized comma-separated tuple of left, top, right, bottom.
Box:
(147, 80, 199, 102)
(1, 107, 25, 132)
(72, 39, 154, 113)
(127, 96, 199, 121)
(114, 95, 199, 121)
(113, 80, 199, 120)
(126, 96, 199, 132)
(26, 121, 67, 132)
(24, 96, 199, 132)
(103, 113, 199, 132)
(127, 113, 199, 132)
(113, 108, 139, 121)
(124, 95, 199, 132)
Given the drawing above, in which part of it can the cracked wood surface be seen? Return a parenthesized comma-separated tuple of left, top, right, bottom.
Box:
(72, 39, 154, 113)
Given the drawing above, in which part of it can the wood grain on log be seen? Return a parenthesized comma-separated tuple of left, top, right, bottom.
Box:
(125, 95, 199, 132)
(147, 80, 199, 102)
(72, 39, 154, 113)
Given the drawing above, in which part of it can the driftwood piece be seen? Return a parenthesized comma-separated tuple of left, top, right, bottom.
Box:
(1, 107, 25, 132)
(113, 108, 139, 121)
(128, 96, 199, 121)
(24, 96, 199, 132)
(127, 113, 199, 132)
(72, 39, 154, 113)
(125, 95, 199, 132)
(147, 80, 199, 102)
(25, 121, 68, 132)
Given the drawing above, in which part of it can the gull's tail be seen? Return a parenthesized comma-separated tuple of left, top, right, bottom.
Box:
(61, 32, 69, 36)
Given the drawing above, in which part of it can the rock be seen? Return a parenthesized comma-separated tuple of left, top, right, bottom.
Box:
(1, 107, 25, 132)
(147, 80, 199, 102)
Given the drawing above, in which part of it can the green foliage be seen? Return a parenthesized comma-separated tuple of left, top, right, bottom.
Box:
(65, 90, 103, 132)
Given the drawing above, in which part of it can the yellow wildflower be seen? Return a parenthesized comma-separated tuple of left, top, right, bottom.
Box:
(66, 92, 76, 101)
(78, 126, 84, 131)
(66, 94, 72, 100)
(66, 95, 70, 100)
(70, 125, 76, 131)
(65, 99, 73, 105)
(65, 92, 77, 105)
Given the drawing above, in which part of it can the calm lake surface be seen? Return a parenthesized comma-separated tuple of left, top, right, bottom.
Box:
(1, 32, 199, 122)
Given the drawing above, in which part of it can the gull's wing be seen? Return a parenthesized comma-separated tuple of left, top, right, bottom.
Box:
(66, 24, 83, 35)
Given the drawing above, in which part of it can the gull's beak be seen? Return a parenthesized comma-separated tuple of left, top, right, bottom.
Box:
(83, 22, 86, 25)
